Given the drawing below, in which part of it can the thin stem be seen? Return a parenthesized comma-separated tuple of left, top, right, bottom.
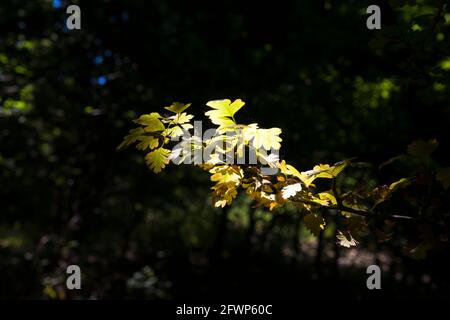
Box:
(292, 197, 416, 222)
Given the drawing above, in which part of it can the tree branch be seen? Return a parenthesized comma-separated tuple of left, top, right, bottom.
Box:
(292, 197, 417, 222)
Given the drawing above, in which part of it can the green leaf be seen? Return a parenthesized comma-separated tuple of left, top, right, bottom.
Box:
(134, 113, 165, 132)
(329, 160, 349, 177)
(164, 102, 191, 114)
(389, 177, 412, 191)
(407, 139, 438, 158)
(302, 161, 349, 181)
(304, 213, 326, 236)
(145, 148, 171, 173)
(205, 99, 245, 128)
(136, 136, 159, 150)
(117, 127, 145, 150)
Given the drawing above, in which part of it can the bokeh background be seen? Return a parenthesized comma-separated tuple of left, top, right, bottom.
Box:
(1, 0, 450, 299)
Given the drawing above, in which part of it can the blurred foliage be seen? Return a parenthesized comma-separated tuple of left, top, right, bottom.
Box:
(1, 0, 450, 299)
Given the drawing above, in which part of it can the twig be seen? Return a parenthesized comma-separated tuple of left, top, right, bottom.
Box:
(292, 197, 416, 222)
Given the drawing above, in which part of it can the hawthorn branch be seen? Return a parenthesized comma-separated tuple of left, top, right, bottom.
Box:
(292, 197, 417, 222)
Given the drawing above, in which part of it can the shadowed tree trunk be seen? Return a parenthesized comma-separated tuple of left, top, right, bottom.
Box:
(211, 207, 229, 265)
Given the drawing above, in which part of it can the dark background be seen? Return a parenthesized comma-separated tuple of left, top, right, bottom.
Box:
(1, 0, 450, 299)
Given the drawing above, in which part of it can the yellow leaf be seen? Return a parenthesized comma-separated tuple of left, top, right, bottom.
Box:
(302, 161, 348, 183)
(212, 181, 239, 207)
(167, 123, 193, 138)
(205, 99, 245, 128)
(269, 200, 281, 211)
(336, 230, 358, 248)
(329, 160, 348, 176)
(278, 161, 313, 186)
(304, 213, 326, 236)
(309, 196, 329, 206)
(164, 102, 191, 114)
(389, 177, 411, 191)
(242, 123, 259, 143)
(211, 171, 242, 185)
(172, 112, 194, 124)
(252, 128, 282, 150)
(311, 164, 334, 178)
(318, 191, 337, 205)
(315, 162, 347, 178)
(145, 148, 171, 173)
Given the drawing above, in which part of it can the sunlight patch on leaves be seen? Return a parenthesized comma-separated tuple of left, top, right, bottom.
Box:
(205, 99, 244, 129)
(145, 148, 171, 173)
(281, 183, 302, 199)
(164, 102, 191, 114)
(251, 128, 282, 151)
(134, 113, 165, 132)
(136, 136, 159, 150)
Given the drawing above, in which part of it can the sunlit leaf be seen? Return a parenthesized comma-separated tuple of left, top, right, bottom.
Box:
(318, 191, 337, 205)
(389, 177, 412, 191)
(172, 112, 193, 124)
(252, 128, 282, 150)
(134, 113, 165, 132)
(164, 102, 191, 114)
(278, 160, 313, 186)
(205, 99, 244, 128)
(336, 230, 358, 247)
(302, 161, 348, 182)
(145, 148, 171, 173)
(281, 183, 302, 199)
(167, 124, 193, 138)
